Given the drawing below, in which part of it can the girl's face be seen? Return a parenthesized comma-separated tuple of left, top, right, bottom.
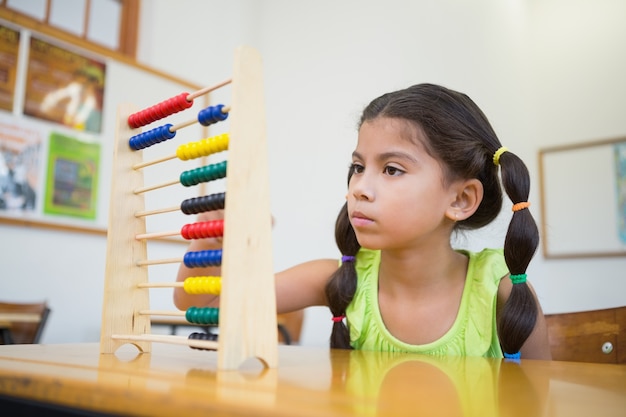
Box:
(347, 117, 459, 251)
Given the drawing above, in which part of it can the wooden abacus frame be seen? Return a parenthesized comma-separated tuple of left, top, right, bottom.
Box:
(99, 46, 278, 370)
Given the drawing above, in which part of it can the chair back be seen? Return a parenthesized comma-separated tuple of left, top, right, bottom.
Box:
(277, 310, 304, 345)
(545, 306, 625, 363)
(0, 301, 51, 344)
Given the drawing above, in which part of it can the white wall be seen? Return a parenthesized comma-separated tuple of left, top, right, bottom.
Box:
(1, 0, 625, 346)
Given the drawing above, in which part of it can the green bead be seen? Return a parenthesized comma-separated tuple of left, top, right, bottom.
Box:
(180, 161, 228, 186)
(185, 307, 220, 325)
(185, 306, 198, 323)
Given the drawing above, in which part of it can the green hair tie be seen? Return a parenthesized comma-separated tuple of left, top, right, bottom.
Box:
(509, 273, 527, 285)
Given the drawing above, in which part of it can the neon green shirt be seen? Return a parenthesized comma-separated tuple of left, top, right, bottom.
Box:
(345, 248, 508, 357)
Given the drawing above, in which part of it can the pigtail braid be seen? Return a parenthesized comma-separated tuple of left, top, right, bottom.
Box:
(497, 151, 540, 355)
(325, 202, 360, 349)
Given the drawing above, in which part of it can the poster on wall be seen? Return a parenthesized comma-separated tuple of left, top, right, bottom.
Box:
(23, 36, 106, 133)
(44, 132, 100, 220)
(0, 24, 20, 112)
(0, 118, 42, 213)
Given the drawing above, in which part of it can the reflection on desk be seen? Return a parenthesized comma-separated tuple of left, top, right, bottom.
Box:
(0, 343, 624, 417)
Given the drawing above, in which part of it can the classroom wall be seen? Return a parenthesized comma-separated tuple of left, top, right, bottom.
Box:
(2, 0, 625, 346)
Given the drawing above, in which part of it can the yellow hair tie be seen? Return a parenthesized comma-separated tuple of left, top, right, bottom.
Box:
(512, 202, 531, 212)
(493, 146, 508, 166)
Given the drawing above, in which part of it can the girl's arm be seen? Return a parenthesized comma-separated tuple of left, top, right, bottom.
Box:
(497, 278, 552, 360)
(274, 259, 339, 313)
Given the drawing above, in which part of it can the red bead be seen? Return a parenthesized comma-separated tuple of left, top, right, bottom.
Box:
(127, 92, 193, 128)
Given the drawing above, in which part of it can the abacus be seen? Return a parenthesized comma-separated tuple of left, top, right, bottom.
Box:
(99, 46, 278, 370)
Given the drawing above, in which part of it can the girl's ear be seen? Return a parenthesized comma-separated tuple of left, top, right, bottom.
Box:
(445, 179, 483, 222)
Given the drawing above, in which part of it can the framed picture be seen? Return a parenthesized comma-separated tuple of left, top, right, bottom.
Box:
(0, 24, 20, 112)
(23, 36, 106, 134)
(0, 117, 41, 213)
(43, 132, 100, 220)
(538, 137, 626, 259)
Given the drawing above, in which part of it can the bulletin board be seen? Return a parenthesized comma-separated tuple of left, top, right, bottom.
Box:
(538, 136, 626, 259)
(0, 20, 218, 236)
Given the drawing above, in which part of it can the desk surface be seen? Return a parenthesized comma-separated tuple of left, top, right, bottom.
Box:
(0, 343, 624, 417)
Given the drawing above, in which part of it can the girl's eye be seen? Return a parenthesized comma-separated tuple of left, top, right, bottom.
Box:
(384, 166, 403, 176)
(350, 163, 364, 174)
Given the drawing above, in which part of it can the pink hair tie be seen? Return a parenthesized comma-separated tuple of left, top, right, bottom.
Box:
(331, 315, 345, 322)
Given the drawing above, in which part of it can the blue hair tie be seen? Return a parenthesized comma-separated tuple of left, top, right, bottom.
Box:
(341, 255, 355, 263)
(504, 351, 521, 361)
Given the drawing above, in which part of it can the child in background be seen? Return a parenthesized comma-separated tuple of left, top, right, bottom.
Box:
(175, 83, 551, 360)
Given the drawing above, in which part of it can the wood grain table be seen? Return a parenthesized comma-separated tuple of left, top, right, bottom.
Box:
(0, 342, 624, 416)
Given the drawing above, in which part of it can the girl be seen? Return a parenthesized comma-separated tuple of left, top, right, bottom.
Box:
(175, 83, 552, 360)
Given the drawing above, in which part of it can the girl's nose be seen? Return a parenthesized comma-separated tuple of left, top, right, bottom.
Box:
(349, 179, 373, 202)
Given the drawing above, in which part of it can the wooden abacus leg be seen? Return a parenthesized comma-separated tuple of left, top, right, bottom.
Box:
(100, 103, 151, 354)
(219, 46, 278, 370)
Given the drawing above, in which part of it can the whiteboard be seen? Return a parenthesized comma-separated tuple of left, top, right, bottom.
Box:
(538, 137, 626, 258)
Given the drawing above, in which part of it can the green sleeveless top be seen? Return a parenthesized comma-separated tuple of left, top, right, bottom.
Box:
(345, 248, 508, 357)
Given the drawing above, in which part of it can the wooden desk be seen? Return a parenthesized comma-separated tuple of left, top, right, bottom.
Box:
(0, 343, 624, 417)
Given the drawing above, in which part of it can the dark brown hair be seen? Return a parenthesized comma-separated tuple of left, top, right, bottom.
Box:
(324, 83, 539, 355)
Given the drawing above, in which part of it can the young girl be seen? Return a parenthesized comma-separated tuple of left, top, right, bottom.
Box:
(174, 83, 552, 360)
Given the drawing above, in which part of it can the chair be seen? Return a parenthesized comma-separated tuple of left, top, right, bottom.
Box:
(544, 306, 625, 364)
(0, 301, 51, 344)
(277, 310, 304, 345)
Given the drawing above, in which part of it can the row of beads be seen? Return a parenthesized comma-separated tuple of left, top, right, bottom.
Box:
(180, 192, 225, 215)
(128, 92, 192, 128)
(129, 124, 176, 150)
(176, 133, 229, 161)
(179, 161, 227, 187)
(181, 220, 224, 240)
(183, 276, 222, 295)
(188, 332, 218, 351)
(189, 331, 218, 341)
(186, 306, 219, 325)
(183, 249, 222, 268)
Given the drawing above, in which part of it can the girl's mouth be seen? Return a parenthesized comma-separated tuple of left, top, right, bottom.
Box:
(351, 211, 373, 227)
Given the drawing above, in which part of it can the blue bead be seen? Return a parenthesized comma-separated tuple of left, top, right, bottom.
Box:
(197, 104, 228, 126)
(128, 124, 176, 150)
(183, 249, 222, 268)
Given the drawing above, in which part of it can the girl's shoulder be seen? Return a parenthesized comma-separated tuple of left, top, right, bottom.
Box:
(457, 248, 508, 285)
(460, 248, 515, 310)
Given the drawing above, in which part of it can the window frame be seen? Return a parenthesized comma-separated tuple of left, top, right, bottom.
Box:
(0, 0, 139, 59)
